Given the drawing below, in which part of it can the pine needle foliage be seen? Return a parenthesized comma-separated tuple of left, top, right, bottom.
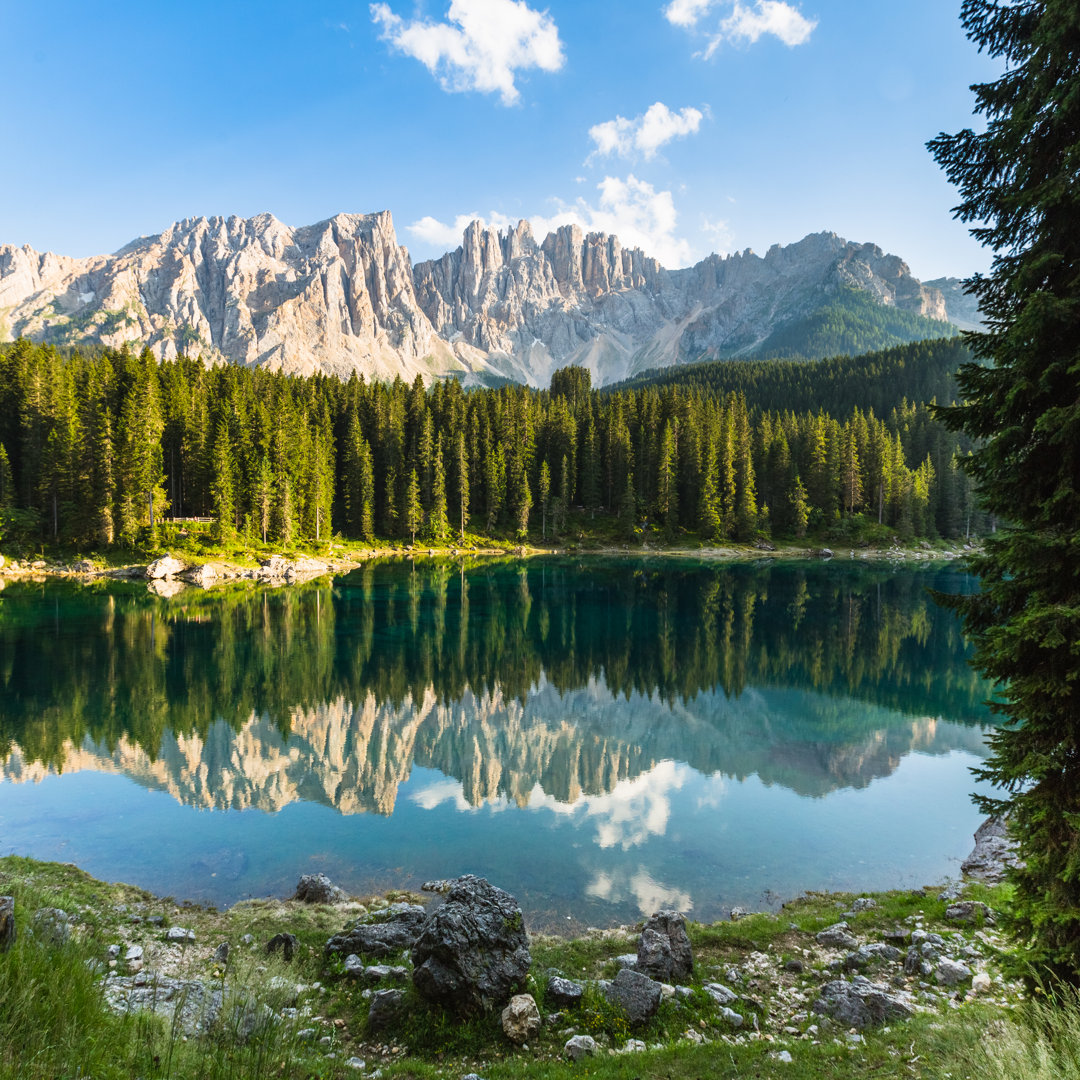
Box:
(928, 0, 1080, 987)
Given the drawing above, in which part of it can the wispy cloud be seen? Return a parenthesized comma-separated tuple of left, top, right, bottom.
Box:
(664, 0, 817, 56)
(588, 102, 706, 162)
(408, 173, 697, 268)
(370, 0, 564, 106)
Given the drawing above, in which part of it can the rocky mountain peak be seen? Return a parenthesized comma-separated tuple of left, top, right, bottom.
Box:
(1, 210, 957, 386)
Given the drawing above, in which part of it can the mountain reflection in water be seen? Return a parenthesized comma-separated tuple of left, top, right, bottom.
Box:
(0, 558, 994, 922)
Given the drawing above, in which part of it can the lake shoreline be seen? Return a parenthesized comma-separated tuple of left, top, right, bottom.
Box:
(0, 538, 979, 589)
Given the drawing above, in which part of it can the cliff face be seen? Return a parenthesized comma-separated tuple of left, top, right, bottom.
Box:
(0, 211, 948, 386)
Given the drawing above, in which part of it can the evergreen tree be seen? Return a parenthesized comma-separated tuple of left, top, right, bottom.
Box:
(209, 419, 236, 543)
(404, 468, 422, 544)
(539, 459, 551, 541)
(425, 438, 449, 541)
(929, 0, 1080, 986)
(454, 430, 469, 543)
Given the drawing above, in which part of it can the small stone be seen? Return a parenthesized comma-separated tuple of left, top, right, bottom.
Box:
(816, 922, 858, 950)
(107, 944, 120, 959)
(784, 959, 804, 974)
(621, 1039, 647, 1052)
(971, 972, 992, 994)
(266, 933, 299, 962)
(774, 1050, 794, 1063)
(367, 988, 406, 1032)
(346, 1058, 366, 1070)
(945, 901, 992, 925)
(564, 1034, 597, 1061)
(936, 959, 972, 986)
(720, 1007, 744, 1027)
(704, 983, 739, 1006)
(546, 975, 584, 1007)
(166, 926, 195, 944)
(124, 945, 144, 963)
(501, 993, 541, 1044)
(214, 942, 230, 966)
(614, 953, 638, 970)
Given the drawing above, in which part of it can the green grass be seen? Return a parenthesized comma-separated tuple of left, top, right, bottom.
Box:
(0, 857, 1028, 1080)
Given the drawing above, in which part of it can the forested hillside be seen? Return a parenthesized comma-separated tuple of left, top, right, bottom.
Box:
(0, 338, 989, 551)
(619, 337, 969, 414)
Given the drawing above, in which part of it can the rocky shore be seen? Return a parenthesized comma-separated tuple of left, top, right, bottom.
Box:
(0, 540, 980, 597)
(0, 820, 1021, 1080)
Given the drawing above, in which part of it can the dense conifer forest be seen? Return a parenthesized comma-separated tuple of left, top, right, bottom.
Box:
(0, 336, 990, 551)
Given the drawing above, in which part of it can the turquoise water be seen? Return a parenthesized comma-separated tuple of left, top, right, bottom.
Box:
(0, 558, 993, 928)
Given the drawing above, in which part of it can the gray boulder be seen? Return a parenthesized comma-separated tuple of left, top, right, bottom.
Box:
(812, 976, 915, 1029)
(327, 903, 427, 960)
(816, 922, 858, 950)
(636, 910, 693, 982)
(962, 817, 1022, 882)
(945, 901, 992, 925)
(936, 958, 972, 986)
(367, 988, 406, 1032)
(0, 897, 14, 952)
(546, 975, 584, 1007)
(843, 943, 903, 971)
(294, 873, 346, 904)
(103, 973, 223, 1036)
(704, 982, 739, 1006)
(564, 1034, 597, 1061)
(602, 968, 663, 1026)
(411, 876, 530, 1016)
(32, 908, 70, 944)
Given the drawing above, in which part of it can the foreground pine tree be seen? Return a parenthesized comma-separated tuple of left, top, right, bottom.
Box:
(929, 0, 1080, 985)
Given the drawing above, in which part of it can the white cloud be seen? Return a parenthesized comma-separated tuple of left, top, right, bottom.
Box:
(665, 1, 817, 55)
(586, 867, 693, 916)
(715, 0, 817, 48)
(370, 0, 564, 106)
(701, 215, 733, 255)
(408, 211, 513, 248)
(663, 0, 717, 27)
(588, 102, 705, 161)
(408, 173, 697, 268)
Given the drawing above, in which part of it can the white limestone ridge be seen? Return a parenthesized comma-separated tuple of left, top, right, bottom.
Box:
(0, 211, 954, 387)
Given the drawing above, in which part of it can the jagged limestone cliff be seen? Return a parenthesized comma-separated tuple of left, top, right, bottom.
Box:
(0, 211, 949, 386)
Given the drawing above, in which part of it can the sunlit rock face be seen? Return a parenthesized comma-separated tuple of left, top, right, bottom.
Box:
(1, 213, 947, 387)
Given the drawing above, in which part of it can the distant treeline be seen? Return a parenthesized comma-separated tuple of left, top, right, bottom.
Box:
(617, 336, 970, 414)
(0, 337, 989, 549)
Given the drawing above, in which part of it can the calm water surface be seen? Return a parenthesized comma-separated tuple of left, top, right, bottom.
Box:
(0, 558, 993, 928)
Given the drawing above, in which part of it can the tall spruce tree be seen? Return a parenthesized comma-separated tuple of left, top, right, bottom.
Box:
(929, 0, 1080, 986)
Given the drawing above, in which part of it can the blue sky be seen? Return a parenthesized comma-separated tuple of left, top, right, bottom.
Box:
(0, 1, 1000, 279)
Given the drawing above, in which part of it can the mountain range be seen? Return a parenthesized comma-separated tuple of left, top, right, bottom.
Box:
(0, 210, 972, 387)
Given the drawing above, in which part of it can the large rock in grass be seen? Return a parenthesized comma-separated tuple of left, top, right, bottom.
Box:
(326, 902, 427, 959)
(410, 875, 530, 1016)
(636, 910, 693, 982)
(501, 993, 541, 1044)
(602, 968, 663, 1026)
(812, 976, 914, 1029)
(0, 897, 14, 952)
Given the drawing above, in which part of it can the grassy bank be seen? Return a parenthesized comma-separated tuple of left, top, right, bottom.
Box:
(0, 856, 1062, 1080)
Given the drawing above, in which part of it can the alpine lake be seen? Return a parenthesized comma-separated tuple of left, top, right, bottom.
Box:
(0, 556, 995, 932)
